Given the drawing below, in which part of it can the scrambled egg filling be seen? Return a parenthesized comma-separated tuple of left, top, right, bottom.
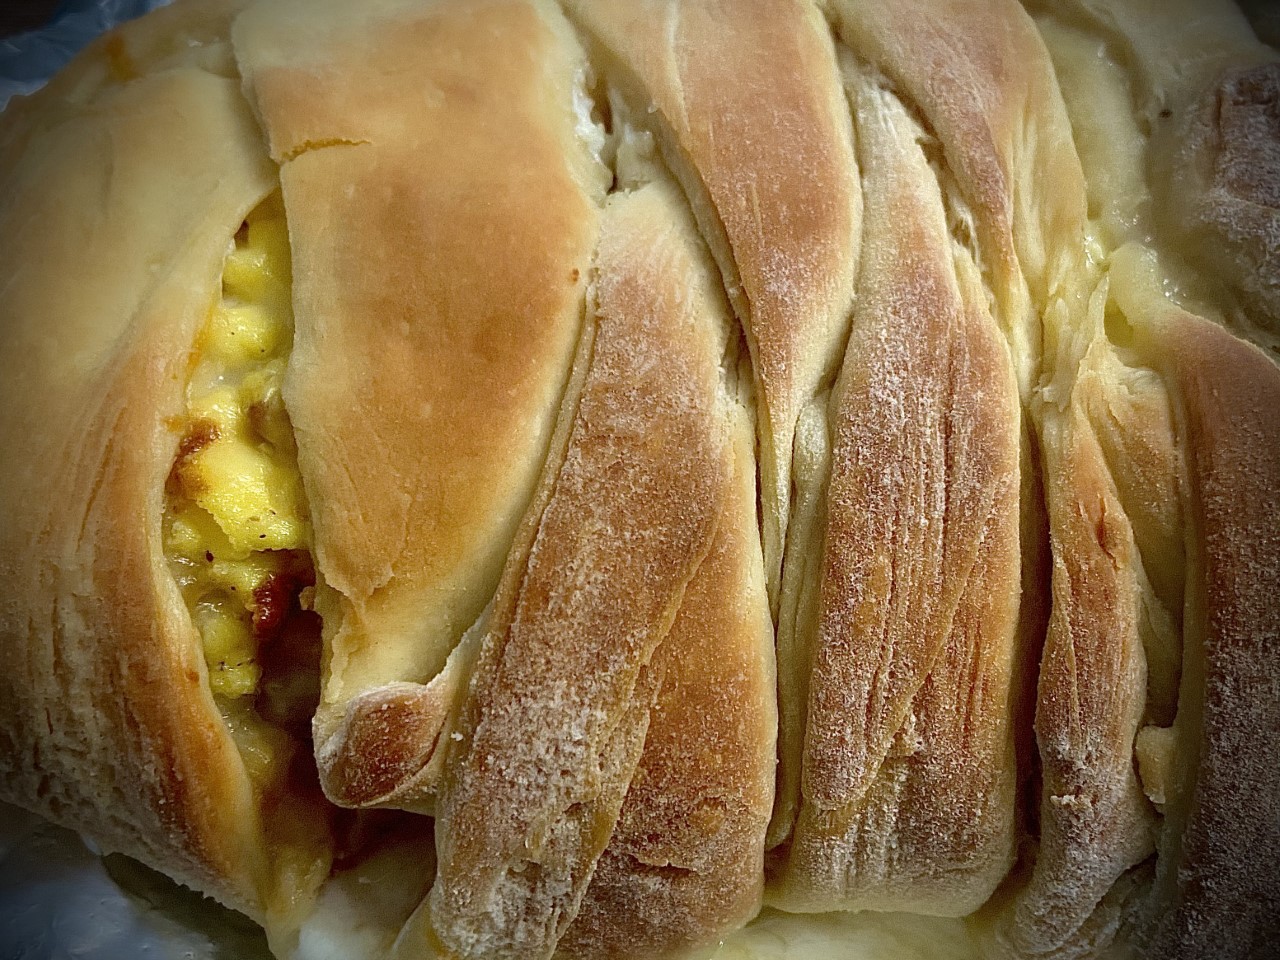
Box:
(164, 193, 318, 775)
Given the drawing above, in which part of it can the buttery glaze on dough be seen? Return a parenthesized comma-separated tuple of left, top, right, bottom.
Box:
(0, 1, 1277, 959)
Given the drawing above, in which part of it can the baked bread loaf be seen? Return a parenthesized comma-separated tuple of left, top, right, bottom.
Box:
(0, 0, 1276, 958)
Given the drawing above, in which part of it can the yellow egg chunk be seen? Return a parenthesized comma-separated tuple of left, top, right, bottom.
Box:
(209, 551, 286, 602)
(166, 501, 240, 561)
(188, 384, 247, 436)
(165, 503, 220, 561)
(221, 244, 272, 301)
(189, 441, 306, 553)
(206, 302, 281, 364)
(162, 189, 312, 704)
(194, 598, 260, 698)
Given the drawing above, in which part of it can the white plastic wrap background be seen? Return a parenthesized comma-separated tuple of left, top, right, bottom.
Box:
(0, 795, 975, 960)
(0, 0, 170, 108)
(0, 3, 980, 958)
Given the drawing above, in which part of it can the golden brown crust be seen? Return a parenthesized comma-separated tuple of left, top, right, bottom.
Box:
(1003, 3, 1280, 954)
(826, 0, 1088, 329)
(232, 0, 606, 810)
(994, 387, 1159, 958)
(768, 68, 1022, 917)
(557, 399, 776, 960)
(1137, 314, 1280, 959)
(4, 2, 1280, 957)
(1078, 361, 1187, 723)
(973, 258, 1188, 960)
(0, 61, 280, 918)
(980, 262, 1204, 960)
(317, 682, 455, 810)
(418, 177, 734, 960)
(561, 0, 861, 600)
